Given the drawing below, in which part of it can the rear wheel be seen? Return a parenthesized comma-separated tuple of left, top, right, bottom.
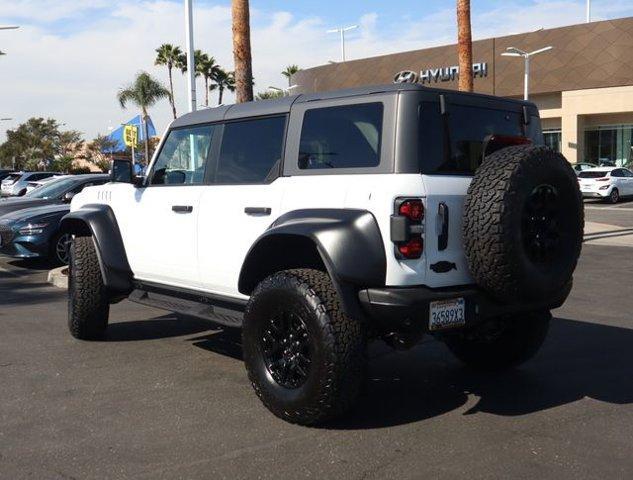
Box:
(443, 310, 551, 371)
(608, 188, 619, 204)
(68, 236, 109, 340)
(242, 269, 366, 425)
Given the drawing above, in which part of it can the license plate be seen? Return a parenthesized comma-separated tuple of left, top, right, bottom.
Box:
(429, 298, 466, 331)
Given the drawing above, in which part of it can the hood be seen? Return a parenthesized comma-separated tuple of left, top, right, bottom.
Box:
(0, 203, 70, 225)
(0, 198, 56, 217)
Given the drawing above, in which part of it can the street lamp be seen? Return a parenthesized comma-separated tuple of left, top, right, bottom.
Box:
(326, 25, 358, 62)
(268, 85, 299, 96)
(0, 26, 20, 30)
(586, 0, 591, 23)
(501, 46, 553, 101)
(184, 0, 196, 113)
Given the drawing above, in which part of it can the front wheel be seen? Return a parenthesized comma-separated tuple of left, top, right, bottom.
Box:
(68, 236, 110, 340)
(443, 310, 551, 371)
(242, 269, 366, 425)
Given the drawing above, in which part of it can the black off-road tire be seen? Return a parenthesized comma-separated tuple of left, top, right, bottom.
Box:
(463, 145, 583, 303)
(68, 236, 109, 340)
(444, 310, 551, 371)
(242, 269, 366, 425)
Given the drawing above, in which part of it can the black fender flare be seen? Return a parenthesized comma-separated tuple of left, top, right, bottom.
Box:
(60, 204, 133, 295)
(239, 209, 387, 318)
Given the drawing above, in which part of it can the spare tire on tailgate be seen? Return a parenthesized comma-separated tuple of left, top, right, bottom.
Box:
(463, 145, 584, 303)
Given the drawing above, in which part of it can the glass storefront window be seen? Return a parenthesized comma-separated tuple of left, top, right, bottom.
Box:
(543, 130, 562, 152)
(585, 125, 633, 168)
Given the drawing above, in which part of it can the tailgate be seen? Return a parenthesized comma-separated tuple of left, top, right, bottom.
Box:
(422, 175, 474, 288)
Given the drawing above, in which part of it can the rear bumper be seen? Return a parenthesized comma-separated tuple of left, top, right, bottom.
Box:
(358, 281, 572, 333)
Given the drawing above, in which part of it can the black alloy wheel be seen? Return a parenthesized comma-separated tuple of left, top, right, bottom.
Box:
(54, 232, 72, 265)
(609, 188, 619, 204)
(261, 311, 312, 389)
(522, 184, 561, 264)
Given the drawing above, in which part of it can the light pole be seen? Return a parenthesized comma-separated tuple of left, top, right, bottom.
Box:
(268, 85, 299, 97)
(586, 0, 591, 23)
(0, 26, 20, 30)
(501, 46, 553, 101)
(184, 0, 196, 112)
(326, 25, 358, 62)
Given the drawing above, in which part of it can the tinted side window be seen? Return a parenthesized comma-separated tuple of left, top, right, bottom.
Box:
(298, 103, 383, 169)
(150, 125, 215, 185)
(214, 116, 286, 184)
(611, 169, 623, 177)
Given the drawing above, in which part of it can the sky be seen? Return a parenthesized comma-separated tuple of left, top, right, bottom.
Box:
(1, 0, 633, 143)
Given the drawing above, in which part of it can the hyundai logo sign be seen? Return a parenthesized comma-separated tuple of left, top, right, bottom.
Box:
(394, 63, 488, 85)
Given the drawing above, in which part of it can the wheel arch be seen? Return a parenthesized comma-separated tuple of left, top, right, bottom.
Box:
(60, 204, 133, 295)
(238, 209, 387, 318)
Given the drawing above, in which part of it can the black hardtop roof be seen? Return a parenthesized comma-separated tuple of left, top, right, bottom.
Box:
(171, 83, 537, 128)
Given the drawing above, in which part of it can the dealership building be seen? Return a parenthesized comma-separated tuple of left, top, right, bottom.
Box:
(293, 17, 633, 166)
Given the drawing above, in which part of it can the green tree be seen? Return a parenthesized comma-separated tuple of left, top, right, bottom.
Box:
(50, 155, 75, 173)
(281, 64, 301, 87)
(0, 118, 66, 170)
(155, 44, 184, 119)
(86, 134, 118, 172)
(211, 69, 236, 105)
(255, 90, 284, 101)
(196, 52, 221, 107)
(117, 72, 170, 164)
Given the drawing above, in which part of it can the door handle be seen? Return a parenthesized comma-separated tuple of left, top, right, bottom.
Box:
(244, 207, 271, 216)
(438, 202, 449, 251)
(172, 205, 193, 213)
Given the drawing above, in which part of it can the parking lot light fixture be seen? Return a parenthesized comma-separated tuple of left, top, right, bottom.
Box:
(0, 25, 20, 30)
(326, 25, 358, 62)
(501, 46, 553, 100)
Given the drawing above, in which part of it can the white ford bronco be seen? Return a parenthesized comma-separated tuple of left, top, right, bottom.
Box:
(63, 84, 583, 425)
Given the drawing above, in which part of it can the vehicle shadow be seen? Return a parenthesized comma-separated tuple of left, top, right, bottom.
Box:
(328, 317, 633, 429)
(104, 314, 213, 342)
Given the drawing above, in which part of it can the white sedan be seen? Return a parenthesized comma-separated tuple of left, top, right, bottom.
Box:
(578, 167, 633, 204)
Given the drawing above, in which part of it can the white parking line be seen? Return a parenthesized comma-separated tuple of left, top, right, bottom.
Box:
(585, 206, 633, 211)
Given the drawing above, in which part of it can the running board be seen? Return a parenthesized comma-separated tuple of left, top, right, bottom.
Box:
(128, 282, 245, 328)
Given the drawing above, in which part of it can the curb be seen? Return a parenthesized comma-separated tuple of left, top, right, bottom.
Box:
(47, 266, 68, 289)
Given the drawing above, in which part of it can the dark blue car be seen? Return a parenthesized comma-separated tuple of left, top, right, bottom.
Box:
(0, 204, 72, 264)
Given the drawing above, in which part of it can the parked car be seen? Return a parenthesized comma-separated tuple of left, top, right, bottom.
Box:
(0, 204, 72, 264)
(0, 170, 15, 182)
(0, 174, 109, 217)
(25, 175, 67, 194)
(578, 167, 633, 203)
(572, 162, 597, 174)
(63, 84, 584, 425)
(1, 171, 59, 197)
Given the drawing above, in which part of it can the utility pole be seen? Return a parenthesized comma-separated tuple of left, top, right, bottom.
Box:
(184, 0, 196, 112)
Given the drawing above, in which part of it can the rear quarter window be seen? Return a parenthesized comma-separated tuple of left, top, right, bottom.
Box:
(298, 103, 383, 170)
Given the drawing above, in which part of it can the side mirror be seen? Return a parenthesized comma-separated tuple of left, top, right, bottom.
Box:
(63, 191, 76, 203)
(111, 159, 133, 184)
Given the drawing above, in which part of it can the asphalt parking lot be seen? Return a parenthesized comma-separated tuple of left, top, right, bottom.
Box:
(1, 203, 632, 479)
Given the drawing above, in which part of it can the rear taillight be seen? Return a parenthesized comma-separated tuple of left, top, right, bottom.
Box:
(391, 198, 424, 259)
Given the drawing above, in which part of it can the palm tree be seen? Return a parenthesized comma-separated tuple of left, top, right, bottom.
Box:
(232, 0, 254, 102)
(457, 0, 474, 92)
(196, 52, 221, 107)
(155, 44, 183, 119)
(211, 69, 236, 105)
(117, 72, 170, 164)
(281, 65, 301, 87)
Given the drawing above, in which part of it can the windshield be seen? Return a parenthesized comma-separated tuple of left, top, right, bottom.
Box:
(578, 171, 610, 179)
(2, 174, 21, 183)
(26, 177, 77, 199)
